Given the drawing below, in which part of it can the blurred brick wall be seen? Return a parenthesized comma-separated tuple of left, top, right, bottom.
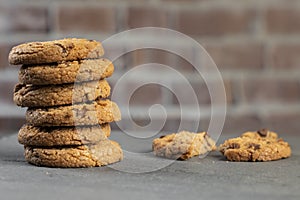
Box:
(1, 0, 300, 135)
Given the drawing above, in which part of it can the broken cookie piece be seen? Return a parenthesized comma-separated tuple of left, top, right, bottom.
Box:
(153, 131, 216, 160)
(219, 129, 292, 162)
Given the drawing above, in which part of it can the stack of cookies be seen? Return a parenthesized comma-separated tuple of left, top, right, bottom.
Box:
(9, 38, 123, 168)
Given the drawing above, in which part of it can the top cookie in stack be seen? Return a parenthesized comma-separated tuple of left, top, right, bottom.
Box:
(10, 38, 113, 85)
(9, 38, 123, 168)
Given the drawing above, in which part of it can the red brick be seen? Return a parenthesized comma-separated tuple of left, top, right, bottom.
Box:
(161, 0, 199, 2)
(200, 114, 262, 136)
(0, 80, 17, 105)
(0, 5, 48, 33)
(176, 8, 256, 36)
(127, 7, 168, 28)
(58, 6, 116, 33)
(0, 43, 13, 69)
(129, 84, 163, 106)
(205, 42, 264, 70)
(117, 113, 263, 136)
(125, 48, 195, 72)
(265, 7, 300, 34)
(127, 49, 169, 68)
(267, 43, 300, 69)
(265, 112, 300, 135)
(103, 44, 127, 70)
(0, 117, 26, 134)
(110, 81, 163, 106)
(172, 80, 233, 105)
(242, 78, 300, 103)
(118, 117, 196, 133)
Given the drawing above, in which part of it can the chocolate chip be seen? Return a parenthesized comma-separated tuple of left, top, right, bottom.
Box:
(54, 43, 67, 54)
(230, 143, 240, 149)
(159, 135, 166, 139)
(249, 143, 260, 150)
(67, 43, 75, 49)
(257, 128, 268, 137)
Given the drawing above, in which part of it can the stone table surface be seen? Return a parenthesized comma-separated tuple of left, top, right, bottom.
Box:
(0, 133, 299, 200)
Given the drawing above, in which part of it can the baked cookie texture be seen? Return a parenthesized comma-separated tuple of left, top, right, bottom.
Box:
(18, 124, 111, 147)
(26, 99, 121, 126)
(219, 129, 292, 162)
(9, 38, 104, 65)
(14, 79, 111, 107)
(19, 59, 114, 85)
(24, 140, 123, 168)
(10, 38, 123, 168)
(153, 131, 216, 160)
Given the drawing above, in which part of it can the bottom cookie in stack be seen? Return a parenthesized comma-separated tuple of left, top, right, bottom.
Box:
(24, 140, 123, 168)
(19, 124, 123, 168)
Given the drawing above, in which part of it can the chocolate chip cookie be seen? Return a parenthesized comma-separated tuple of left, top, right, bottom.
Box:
(18, 124, 111, 147)
(153, 131, 216, 160)
(26, 99, 121, 126)
(9, 38, 104, 65)
(24, 140, 123, 168)
(19, 59, 114, 85)
(219, 129, 292, 161)
(14, 79, 110, 107)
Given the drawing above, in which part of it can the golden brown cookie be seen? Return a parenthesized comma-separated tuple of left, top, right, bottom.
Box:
(24, 140, 123, 168)
(219, 129, 292, 162)
(14, 79, 110, 107)
(26, 99, 121, 126)
(19, 59, 114, 85)
(153, 131, 216, 160)
(18, 124, 111, 147)
(9, 38, 104, 65)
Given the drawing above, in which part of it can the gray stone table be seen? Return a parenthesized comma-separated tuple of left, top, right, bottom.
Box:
(0, 133, 299, 200)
